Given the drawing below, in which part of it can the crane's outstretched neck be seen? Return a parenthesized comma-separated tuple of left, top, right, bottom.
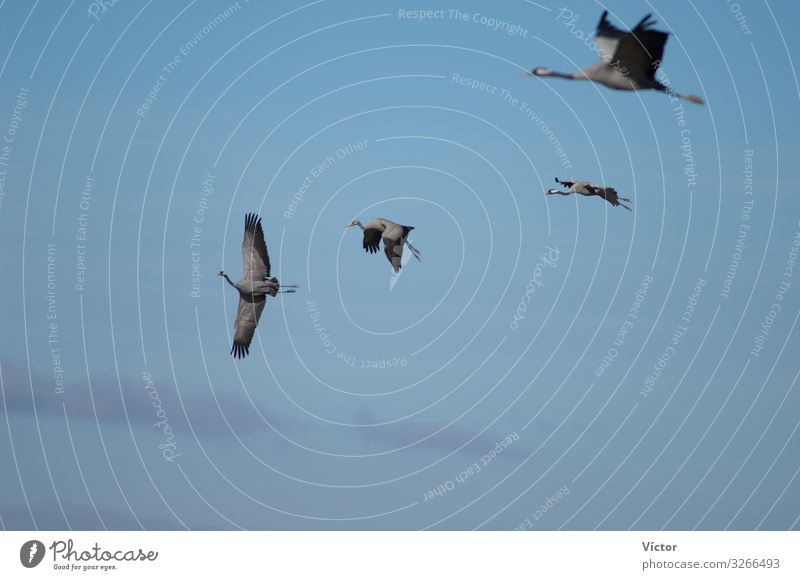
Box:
(530, 67, 584, 80)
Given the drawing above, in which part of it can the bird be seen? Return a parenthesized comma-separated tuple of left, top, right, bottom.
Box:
(346, 217, 421, 273)
(219, 213, 299, 358)
(528, 11, 704, 105)
(546, 177, 632, 211)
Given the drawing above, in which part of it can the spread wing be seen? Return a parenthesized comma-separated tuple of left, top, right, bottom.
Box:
(383, 238, 404, 273)
(382, 223, 407, 273)
(242, 213, 270, 284)
(231, 294, 266, 358)
(597, 186, 622, 206)
(594, 10, 627, 64)
(608, 13, 669, 80)
(362, 227, 381, 254)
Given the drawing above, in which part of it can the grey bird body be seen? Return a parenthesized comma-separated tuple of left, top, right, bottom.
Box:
(347, 217, 421, 273)
(219, 213, 298, 359)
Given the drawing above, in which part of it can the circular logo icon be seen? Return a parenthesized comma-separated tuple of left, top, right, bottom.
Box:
(20, 540, 45, 568)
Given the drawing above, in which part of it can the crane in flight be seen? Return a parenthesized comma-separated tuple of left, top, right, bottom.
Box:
(528, 11, 704, 105)
(546, 177, 632, 211)
(219, 213, 299, 358)
(346, 217, 421, 273)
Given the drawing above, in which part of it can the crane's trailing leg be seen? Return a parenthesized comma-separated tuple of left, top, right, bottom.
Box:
(268, 274, 301, 293)
(405, 240, 422, 262)
(676, 93, 704, 105)
(659, 84, 705, 105)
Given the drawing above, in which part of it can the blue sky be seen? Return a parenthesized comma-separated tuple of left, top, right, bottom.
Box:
(1, 0, 799, 530)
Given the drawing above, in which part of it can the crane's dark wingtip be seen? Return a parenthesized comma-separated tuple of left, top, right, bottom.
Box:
(244, 212, 262, 232)
(231, 341, 249, 359)
(636, 13, 657, 30)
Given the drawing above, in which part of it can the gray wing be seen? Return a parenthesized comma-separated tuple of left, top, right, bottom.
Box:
(383, 239, 404, 273)
(597, 185, 614, 199)
(363, 227, 381, 254)
(242, 213, 271, 284)
(382, 223, 406, 273)
(607, 13, 668, 80)
(231, 294, 266, 359)
(594, 11, 625, 64)
(597, 186, 623, 206)
(573, 181, 596, 195)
